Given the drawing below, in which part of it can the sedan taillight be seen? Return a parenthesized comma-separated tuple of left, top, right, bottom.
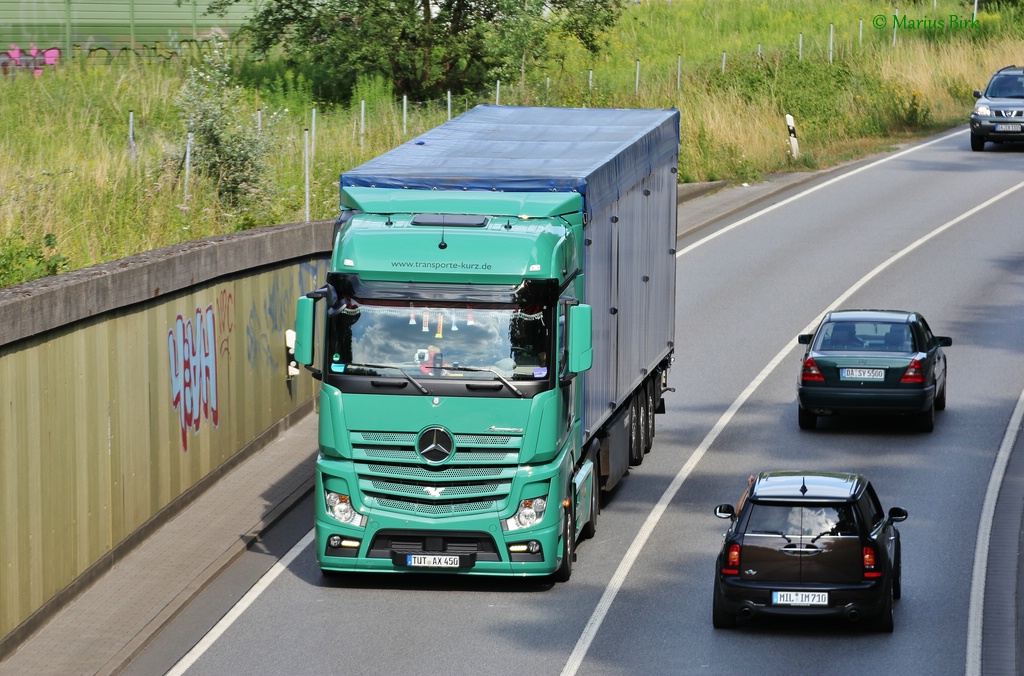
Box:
(863, 546, 881, 578)
(900, 359, 924, 384)
(722, 544, 741, 575)
(801, 357, 824, 382)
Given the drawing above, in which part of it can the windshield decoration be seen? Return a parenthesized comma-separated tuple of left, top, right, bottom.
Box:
(325, 296, 554, 384)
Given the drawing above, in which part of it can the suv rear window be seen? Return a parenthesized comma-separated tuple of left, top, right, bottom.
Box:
(746, 503, 858, 537)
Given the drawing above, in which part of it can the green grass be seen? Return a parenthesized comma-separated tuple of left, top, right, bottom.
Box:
(1, 0, 1022, 286)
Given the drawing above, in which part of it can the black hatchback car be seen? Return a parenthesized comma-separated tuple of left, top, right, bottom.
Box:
(713, 471, 908, 632)
(796, 309, 951, 432)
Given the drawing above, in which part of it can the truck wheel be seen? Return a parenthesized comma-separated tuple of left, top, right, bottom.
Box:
(581, 467, 598, 540)
(551, 505, 575, 582)
(971, 133, 985, 152)
(628, 396, 644, 466)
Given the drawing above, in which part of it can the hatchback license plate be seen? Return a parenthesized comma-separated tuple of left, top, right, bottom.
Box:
(995, 123, 1022, 132)
(841, 368, 884, 380)
(772, 591, 828, 606)
(407, 554, 461, 568)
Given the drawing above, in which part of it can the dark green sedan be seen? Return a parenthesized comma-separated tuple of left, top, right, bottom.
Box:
(796, 310, 952, 432)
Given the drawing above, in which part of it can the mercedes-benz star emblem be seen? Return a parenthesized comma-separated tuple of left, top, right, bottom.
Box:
(416, 427, 454, 464)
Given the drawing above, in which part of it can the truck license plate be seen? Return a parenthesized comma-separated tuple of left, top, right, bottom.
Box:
(995, 124, 1022, 132)
(772, 591, 828, 606)
(407, 554, 461, 568)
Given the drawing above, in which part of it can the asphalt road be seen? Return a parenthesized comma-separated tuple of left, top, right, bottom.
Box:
(129, 128, 1024, 676)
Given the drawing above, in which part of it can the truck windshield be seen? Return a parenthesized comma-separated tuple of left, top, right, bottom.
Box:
(326, 300, 553, 381)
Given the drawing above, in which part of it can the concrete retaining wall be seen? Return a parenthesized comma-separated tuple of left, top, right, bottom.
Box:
(0, 219, 334, 647)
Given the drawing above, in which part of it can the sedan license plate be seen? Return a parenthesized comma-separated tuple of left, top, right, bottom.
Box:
(772, 591, 828, 606)
(407, 554, 461, 568)
(995, 123, 1022, 132)
(841, 368, 884, 380)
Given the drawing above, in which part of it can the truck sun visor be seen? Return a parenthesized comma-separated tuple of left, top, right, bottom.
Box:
(411, 214, 489, 227)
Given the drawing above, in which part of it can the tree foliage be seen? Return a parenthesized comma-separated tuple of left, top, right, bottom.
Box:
(207, 0, 623, 101)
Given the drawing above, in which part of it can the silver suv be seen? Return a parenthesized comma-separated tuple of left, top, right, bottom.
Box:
(970, 65, 1024, 151)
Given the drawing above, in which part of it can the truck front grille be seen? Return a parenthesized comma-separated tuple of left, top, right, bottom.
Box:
(349, 429, 522, 518)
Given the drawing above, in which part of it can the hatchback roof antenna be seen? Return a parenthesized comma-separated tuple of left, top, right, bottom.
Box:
(800, 478, 808, 495)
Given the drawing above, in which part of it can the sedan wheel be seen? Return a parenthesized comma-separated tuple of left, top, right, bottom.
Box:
(935, 381, 947, 411)
(798, 406, 817, 430)
(918, 402, 935, 433)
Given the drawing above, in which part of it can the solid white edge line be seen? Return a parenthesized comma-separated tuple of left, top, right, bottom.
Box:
(562, 165, 1024, 674)
(965, 387, 1024, 675)
(675, 129, 965, 260)
(167, 529, 316, 675)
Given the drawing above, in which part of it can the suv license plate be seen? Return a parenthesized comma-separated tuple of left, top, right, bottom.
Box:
(841, 368, 884, 380)
(995, 123, 1022, 132)
(773, 591, 828, 606)
(407, 554, 461, 568)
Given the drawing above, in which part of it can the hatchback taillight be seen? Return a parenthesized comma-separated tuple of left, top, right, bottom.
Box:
(722, 544, 741, 575)
(801, 357, 824, 382)
(863, 546, 881, 578)
(900, 359, 924, 384)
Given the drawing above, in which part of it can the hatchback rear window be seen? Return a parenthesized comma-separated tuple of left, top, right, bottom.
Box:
(746, 503, 858, 538)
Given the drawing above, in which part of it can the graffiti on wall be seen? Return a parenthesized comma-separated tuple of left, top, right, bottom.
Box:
(1, 35, 246, 76)
(168, 304, 219, 452)
(1, 44, 61, 75)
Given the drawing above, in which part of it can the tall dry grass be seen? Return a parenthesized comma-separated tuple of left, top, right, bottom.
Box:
(1, 0, 1023, 285)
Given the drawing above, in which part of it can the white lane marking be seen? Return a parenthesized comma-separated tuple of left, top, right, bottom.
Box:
(966, 388, 1024, 675)
(167, 529, 315, 675)
(562, 172, 1024, 675)
(676, 129, 965, 259)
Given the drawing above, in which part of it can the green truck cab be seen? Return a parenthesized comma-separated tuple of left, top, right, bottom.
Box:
(294, 105, 679, 580)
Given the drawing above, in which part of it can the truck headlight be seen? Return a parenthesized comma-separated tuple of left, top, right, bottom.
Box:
(504, 497, 547, 531)
(325, 491, 367, 527)
(974, 104, 991, 116)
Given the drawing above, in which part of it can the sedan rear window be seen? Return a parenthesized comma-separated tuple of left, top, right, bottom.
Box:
(816, 322, 914, 352)
(746, 504, 858, 538)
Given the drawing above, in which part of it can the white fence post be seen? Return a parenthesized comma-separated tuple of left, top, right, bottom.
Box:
(183, 131, 193, 202)
(304, 128, 310, 223)
(786, 114, 800, 159)
(128, 110, 137, 163)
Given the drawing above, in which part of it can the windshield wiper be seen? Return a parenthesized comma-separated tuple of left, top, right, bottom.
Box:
(444, 365, 525, 397)
(347, 363, 429, 395)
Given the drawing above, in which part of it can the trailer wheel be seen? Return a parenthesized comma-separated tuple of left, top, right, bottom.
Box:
(643, 380, 655, 454)
(628, 396, 644, 466)
(637, 392, 650, 457)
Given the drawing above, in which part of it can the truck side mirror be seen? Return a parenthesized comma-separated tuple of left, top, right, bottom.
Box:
(568, 304, 593, 374)
(294, 296, 316, 370)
